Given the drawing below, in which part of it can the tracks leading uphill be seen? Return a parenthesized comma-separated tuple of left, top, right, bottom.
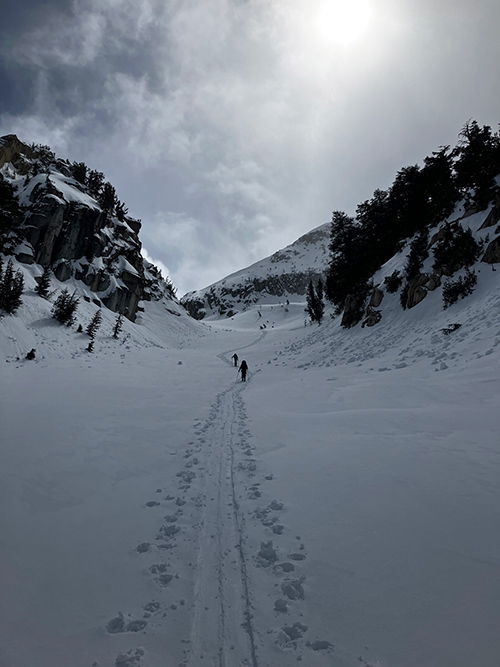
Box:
(186, 381, 259, 667)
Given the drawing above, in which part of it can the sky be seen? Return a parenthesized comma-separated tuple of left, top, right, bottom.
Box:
(1, 0, 499, 295)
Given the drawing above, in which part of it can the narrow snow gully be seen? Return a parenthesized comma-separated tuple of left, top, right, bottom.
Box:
(186, 356, 259, 667)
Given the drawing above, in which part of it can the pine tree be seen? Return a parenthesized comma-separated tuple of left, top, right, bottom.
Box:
(306, 278, 325, 324)
(112, 313, 123, 339)
(115, 201, 129, 222)
(0, 259, 24, 314)
(98, 182, 117, 215)
(71, 162, 87, 185)
(34, 265, 52, 298)
(306, 279, 318, 322)
(87, 170, 105, 198)
(315, 277, 325, 324)
(86, 309, 102, 338)
(52, 289, 79, 326)
(0, 174, 24, 254)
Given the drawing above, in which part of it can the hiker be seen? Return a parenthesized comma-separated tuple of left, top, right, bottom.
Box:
(239, 360, 248, 382)
(232, 353, 238, 366)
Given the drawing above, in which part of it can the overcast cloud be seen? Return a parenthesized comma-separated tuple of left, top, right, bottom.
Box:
(1, 0, 499, 294)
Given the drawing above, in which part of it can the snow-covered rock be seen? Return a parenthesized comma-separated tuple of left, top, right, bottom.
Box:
(181, 223, 330, 319)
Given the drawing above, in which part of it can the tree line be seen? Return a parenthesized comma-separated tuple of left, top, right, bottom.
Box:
(324, 120, 500, 318)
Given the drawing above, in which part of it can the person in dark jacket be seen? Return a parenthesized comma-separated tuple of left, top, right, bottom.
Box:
(238, 360, 248, 382)
(232, 353, 238, 367)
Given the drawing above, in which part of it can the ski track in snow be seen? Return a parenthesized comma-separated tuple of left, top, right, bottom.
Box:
(184, 381, 258, 667)
(122, 334, 334, 667)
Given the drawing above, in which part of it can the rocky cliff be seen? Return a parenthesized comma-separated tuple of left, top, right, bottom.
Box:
(0, 135, 175, 320)
(181, 224, 330, 319)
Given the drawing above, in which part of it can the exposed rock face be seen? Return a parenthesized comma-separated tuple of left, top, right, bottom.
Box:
(405, 274, 429, 309)
(362, 308, 382, 328)
(369, 287, 384, 308)
(181, 223, 330, 319)
(482, 235, 500, 264)
(0, 135, 34, 174)
(427, 273, 442, 291)
(478, 202, 500, 230)
(0, 135, 175, 321)
(341, 294, 365, 328)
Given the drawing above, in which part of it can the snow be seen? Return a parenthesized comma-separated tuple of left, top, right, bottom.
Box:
(1, 255, 500, 667)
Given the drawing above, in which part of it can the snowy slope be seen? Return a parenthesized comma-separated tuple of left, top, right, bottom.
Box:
(181, 223, 330, 319)
(1, 216, 500, 667)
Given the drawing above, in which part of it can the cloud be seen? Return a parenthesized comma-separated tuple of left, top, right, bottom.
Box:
(1, 0, 499, 294)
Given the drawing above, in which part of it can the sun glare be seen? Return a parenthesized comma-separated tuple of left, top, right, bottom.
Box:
(316, 0, 372, 45)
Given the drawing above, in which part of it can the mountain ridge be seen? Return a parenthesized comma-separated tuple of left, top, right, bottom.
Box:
(181, 222, 331, 319)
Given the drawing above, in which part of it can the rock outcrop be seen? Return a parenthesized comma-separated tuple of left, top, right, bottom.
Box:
(0, 135, 34, 174)
(482, 235, 500, 264)
(0, 135, 175, 321)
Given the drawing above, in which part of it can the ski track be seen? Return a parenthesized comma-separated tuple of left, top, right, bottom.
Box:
(185, 380, 258, 667)
(107, 333, 340, 667)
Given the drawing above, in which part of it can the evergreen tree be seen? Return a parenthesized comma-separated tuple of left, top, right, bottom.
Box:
(442, 269, 477, 308)
(115, 201, 129, 222)
(315, 277, 325, 323)
(71, 162, 87, 185)
(87, 170, 105, 198)
(98, 182, 117, 215)
(306, 278, 325, 324)
(0, 259, 24, 314)
(325, 211, 364, 311)
(112, 313, 123, 339)
(0, 174, 24, 254)
(421, 146, 459, 224)
(454, 121, 500, 210)
(306, 279, 318, 322)
(404, 230, 429, 281)
(34, 265, 52, 298)
(432, 222, 481, 272)
(86, 309, 102, 338)
(388, 164, 429, 239)
(52, 289, 79, 326)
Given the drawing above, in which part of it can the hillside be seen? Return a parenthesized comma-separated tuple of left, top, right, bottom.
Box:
(1, 131, 500, 667)
(1, 244, 500, 667)
(0, 134, 176, 322)
(181, 223, 330, 319)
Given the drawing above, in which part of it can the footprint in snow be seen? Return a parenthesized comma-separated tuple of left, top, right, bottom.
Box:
(114, 647, 145, 666)
(106, 612, 147, 634)
(143, 601, 160, 614)
(282, 622, 308, 642)
(274, 562, 295, 573)
(307, 639, 334, 651)
(281, 578, 305, 600)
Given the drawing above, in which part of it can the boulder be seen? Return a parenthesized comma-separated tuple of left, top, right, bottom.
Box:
(479, 202, 500, 230)
(369, 287, 384, 308)
(403, 274, 430, 309)
(341, 293, 365, 329)
(482, 235, 500, 264)
(361, 309, 382, 327)
(53, 260, 72, 282)
(427, 274, 441, 291)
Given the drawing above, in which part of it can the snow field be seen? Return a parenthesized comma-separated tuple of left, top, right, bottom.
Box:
(1, 249, 500, 666)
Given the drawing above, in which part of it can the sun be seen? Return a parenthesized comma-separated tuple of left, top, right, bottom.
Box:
(316, 0, 372, 45)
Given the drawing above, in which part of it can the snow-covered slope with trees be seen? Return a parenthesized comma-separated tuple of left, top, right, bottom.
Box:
(1, 250, 500, 667)
(1, 125, 500, 667)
